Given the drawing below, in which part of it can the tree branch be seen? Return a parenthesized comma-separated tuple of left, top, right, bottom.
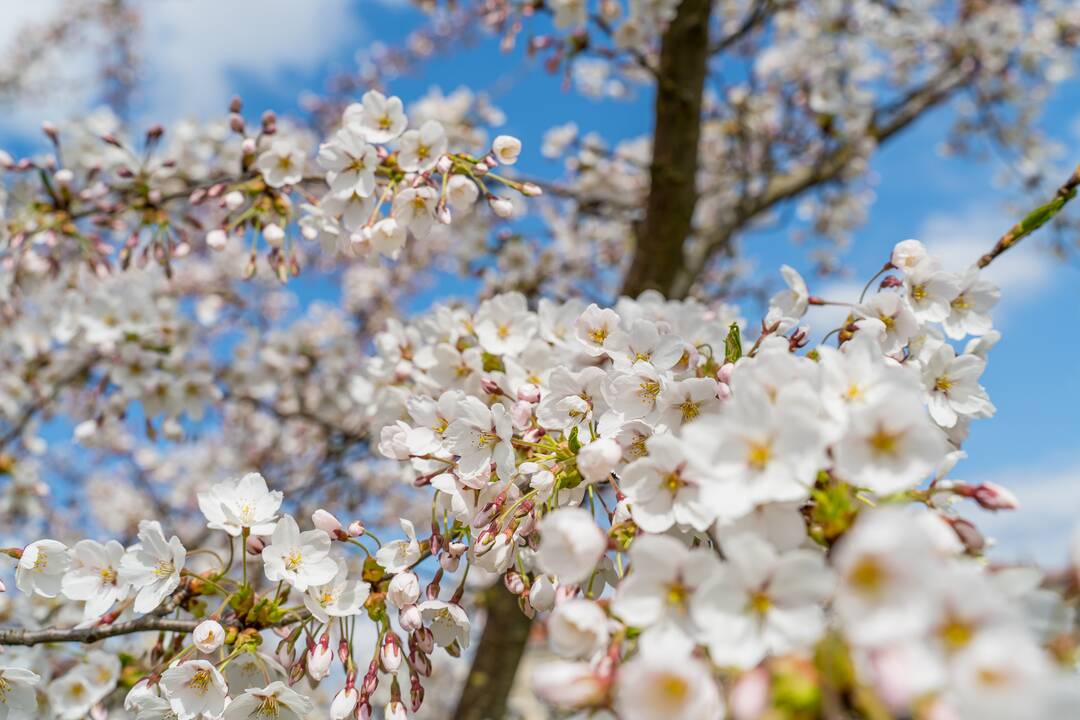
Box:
(977, 164, 1080, 269)
(667, 63, 975, 297)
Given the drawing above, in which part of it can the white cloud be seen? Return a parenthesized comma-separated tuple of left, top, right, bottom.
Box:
(0, 0, 363, 137)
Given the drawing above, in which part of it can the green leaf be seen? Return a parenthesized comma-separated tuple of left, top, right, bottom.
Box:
(568, 425, 581, 454)
(724, 322, 742, 364)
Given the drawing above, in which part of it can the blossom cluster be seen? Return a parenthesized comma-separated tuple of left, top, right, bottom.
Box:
(0, 236, 1075, 720)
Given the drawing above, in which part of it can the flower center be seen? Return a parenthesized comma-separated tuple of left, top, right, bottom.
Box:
(154, 560, 175, 578)
(867, 426, 900, 456)
(848, 556, 885, 596)
(746, 441, 772, 471)
(285, 551, 303, 572)
(587, 327, 608, 345)
(187, 669, 212, 694)
(679, 400, 700, 423)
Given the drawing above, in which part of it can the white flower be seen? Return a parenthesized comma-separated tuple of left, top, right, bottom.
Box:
(832, 395, 946, 495)
(254, 140, 305, 187)
(62, 539, 130, 619)
(392, 186, 438, 238)
(530, 661, 607, 710)
(575, 303, 622, 356)
(767, 264, 809, 327)
(535, 507, 608, 585)
(904, 260, 960, 322)
(683, 384, 825, 511)
(385, 700, 409, 720)
(921, 344, 994, 428)
(197, 471, 283, 537)
(856, 292, 918, 355)
(367, 216, 407, 258)
(832, 508, 942, 645)
(303, 559, 370, 624)
(943, 268, 999, 339)
(418, 600, 471, 649)
(0, 666, 40, 718)
(262, 515, 338, 592)
(602, 361, 664, 420)
(160, 660, 228, 720)
(949, 628, 1057, 720)
(474, 292, 538, 356)
(619, 433, 722, 533)
(50, 670, 103, 720)
(891, 239, 928, 272)
(577, 437, 622, 484)
(307, 641, 334, 681)
(529, 575, 557, 612)
(375, 518, 422, 573)
(223, 682, 313, 720)
(444, 396, 516, 481)
(15, 539, 70, 598)
(119, 521, 186, 613)
(613, 632, 725, 720)
(387, 571, 420, 608)
(318, 126, 378, 198)
(346, 90, 407, 144)
(397, 120, 447, 172)
(193, 619, 225, 654)
(655, 377, 719, 428)
(691, 533, 833, 668)
(492, 135, 522, 165)
(446, 174, 479, 209)
(609, 319, 684, 372)
(611, 534, 719, 637)
(548, 598, 610, 658)
(536, 366, 606, 431)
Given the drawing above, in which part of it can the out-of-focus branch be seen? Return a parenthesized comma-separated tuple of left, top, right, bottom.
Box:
(669, 62, 975, 298)
(621, 0, 714, 298)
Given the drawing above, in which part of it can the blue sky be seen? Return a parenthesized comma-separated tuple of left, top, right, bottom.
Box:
(2, 0, 1078, 562)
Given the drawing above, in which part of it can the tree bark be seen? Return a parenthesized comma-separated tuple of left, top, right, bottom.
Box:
(452, 586, 532, 720)
(621, 0, 714, 298)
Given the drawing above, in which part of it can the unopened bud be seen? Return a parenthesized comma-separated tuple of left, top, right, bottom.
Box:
(230, 114, 245, 134)
(42, 121, 59, 143)
(504, 570, 526, 595)
(480, 377, 503, 396)
(413, 627, 435, 654)
(520, 182, 543, 197)
(399, 604, 422, 632)
(206, 229, 228, 251)
(313, 509, 345, 537)
(381, 633, 403, 672)
(242, 138, 257, 156)
(348, 520, 365, 537)
(517, 383, 541, 403)
(488, 196, 514, 218)
(245, 536, 265, 555)
(263, 223, 285, 248)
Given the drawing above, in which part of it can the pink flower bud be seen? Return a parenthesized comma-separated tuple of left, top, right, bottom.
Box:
(522, 427, 547, 443)
(413, 627, 435, 654)
(381, 633, 403, 672)
(718, 362, 735, 384)
(435, 155, 453, 174)
(439, 553, 460, 572)
(972, 482, 1019, 511)
(263, 223, 285, 248)
(224, 190, 245, 211)
(245, 536, 266, 555)
(241, 137, 256, 156)
(308, 636, 334, 682)
(488, 196, 515, 218)
(516, 383, 541, 403)
(330, 687, 359, 720)
(730, 667, 770, 720)
(399, 604, 423, 632)
(510, 400, 534, 428)
(480, 377, 503, 396)
(313, 509, 344, 537)
(520, 182, 543, 197)
(504, 570, 526, 595)
(348, 520, 365, 537)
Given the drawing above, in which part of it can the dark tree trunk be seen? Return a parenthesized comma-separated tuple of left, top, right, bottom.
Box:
(451, 587, 532, 720)
(621, 0, 714, 298)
